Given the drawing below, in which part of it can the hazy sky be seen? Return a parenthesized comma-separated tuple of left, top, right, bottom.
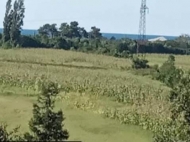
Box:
(0, 0, 190, 36)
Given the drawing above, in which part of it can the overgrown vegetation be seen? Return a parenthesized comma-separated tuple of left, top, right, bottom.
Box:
(153, 72, 190, 141)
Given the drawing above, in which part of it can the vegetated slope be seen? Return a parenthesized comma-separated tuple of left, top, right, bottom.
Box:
(0, 48, 190, 141)
(0, 49, 174, 120)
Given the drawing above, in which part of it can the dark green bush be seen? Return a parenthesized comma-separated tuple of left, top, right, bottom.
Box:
(153, 55, 183, 88)
(131, 57, 149, 69)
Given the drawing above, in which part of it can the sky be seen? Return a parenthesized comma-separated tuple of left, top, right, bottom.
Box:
(0, 0, 190, 36)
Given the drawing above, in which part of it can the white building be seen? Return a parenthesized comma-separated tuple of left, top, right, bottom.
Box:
(148, 37, 167, 42)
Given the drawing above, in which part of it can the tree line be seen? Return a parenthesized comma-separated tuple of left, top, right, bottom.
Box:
(0, 0, 190, 57)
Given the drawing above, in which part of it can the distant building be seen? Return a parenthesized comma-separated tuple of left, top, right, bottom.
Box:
(148, 36, 167, 42)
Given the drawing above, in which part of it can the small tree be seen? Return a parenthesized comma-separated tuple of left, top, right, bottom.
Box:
(24, 81, 69, 141)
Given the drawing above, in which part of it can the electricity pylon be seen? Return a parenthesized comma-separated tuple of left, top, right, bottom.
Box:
(137, 0, 149, 54)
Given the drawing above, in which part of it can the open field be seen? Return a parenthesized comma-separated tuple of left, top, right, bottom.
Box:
(0, 49, 189, 70)
(0, 48, 190, 141)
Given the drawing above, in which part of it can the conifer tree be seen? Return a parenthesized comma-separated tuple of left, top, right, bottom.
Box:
(24, 81, 69, 141)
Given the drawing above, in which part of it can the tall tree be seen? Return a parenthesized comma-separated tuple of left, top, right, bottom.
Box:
(10, 0, 25, 45)
(3, 0, 25, 46)
(3, 0, 12, 42)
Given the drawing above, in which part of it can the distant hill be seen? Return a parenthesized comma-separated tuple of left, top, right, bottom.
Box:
(0, 28, 177, 40)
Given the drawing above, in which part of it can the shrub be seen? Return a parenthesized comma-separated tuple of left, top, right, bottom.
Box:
(153, 55, 183, 88)
(131, 56, 149, 69)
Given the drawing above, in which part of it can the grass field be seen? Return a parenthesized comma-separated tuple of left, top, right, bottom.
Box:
(0, 48, 189, 142)
(0, 86, 152, 142)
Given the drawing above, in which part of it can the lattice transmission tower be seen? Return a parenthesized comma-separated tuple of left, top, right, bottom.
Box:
(137, 0, 149, 54)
